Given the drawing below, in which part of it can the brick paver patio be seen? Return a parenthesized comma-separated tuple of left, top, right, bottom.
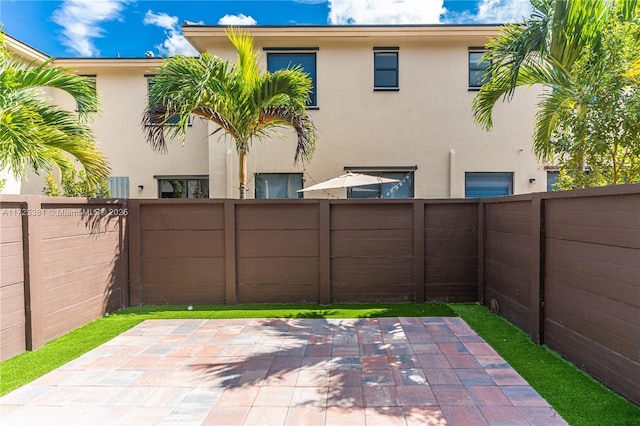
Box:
(0, 317, 567, 425)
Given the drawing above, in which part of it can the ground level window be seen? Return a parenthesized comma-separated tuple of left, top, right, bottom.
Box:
(255, 173, 303, 199)
(547, 170, 560, 191)
(157, 177, 209, 198)
(108, 176, 129, 198)
(465, 172, 513, 198)
(345, 169, 414, 199)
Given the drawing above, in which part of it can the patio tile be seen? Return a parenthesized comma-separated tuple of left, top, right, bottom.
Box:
(479, 405, 529, 425)
(474, 355, 510, 369)
(431, 385, 476, 406)
(518, 406, 569, 425)
(424, 368, 463, 385)
(502, 385, 551, 407)
(392, 368, 428, 386)
(271, 355, 304, 370)
(304, 343, 332, 357)
(202, 406, 250, 425)
(329, 369, 361, 387)
(389, 354, 421, 369)
(331, 345, 359, 356)
(325, 406, 366, 425)
(437, 342, 470, 354)
(417, 354, 451, 369)
(397, 386, 438, 406)
(243, 407, 289, 426)
(454, 368, 495, 386)
(363, 385, 400, 407)
(214, 386, 259, 407)
(140, 387, 191, 408)
(361, 368, 395, 386)
(326, 386, 364, 407)
(290, 386, 328, 407)
(118, 406, 175, 425)
(0, 318, 566, 426)
(466, 385, 513, 406)
(284, 406, 326, 425)
(264, 368, 300, 386)
(361, 354, 391, 369)
(464, 342, 500, 356)
(364, 406, 407, 425)
(440, 404, 489, 426)
(296, 368, 330, 387)
(252, 385, 295, 406)
(411, 343, 442, 354)
(485, 368, 529, 385)
(403, 406, 447, 425)
(445, 354, 482, 369)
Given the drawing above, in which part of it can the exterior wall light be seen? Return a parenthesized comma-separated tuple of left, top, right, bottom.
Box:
(529, 178, 536, 184)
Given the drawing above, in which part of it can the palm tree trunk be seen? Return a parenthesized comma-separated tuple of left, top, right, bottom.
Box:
(239, 147, 248, 199)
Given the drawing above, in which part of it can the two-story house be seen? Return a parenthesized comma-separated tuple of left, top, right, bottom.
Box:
(10, 25, 545, 199)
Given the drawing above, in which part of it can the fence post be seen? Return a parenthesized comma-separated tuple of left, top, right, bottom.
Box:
(127, 200, 142, 306)
(530, 195, 545, 344)
(413, 201, 425, 303)
(23, 197, 44, 350)
(319, 200, 331, 304)
(224, 200, 237, 305)
(477, 201, 485, 305)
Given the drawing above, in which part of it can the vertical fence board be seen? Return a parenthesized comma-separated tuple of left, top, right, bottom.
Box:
(0, 203, 26, 361)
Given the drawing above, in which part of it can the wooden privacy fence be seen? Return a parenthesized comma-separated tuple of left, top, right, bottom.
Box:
(480, 184, 640, 406)
(127, 199, 479, 306)
(1, 184, 638, 406)
(0, 196, 128, 361)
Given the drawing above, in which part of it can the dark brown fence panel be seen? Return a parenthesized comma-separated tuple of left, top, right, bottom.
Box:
(331, 202, 414, 302)
(0, 203, 26, 361)
(235, 202, 320, 303)
(424, 202, 478, 302)
(138, 203, 226, 305)
(40, 203, 127, 343)
(544, 193, 640, 406)
(483, 200, 533, 334)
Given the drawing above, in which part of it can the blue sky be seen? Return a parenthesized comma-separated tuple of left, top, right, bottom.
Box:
(1, 0, 532, 58)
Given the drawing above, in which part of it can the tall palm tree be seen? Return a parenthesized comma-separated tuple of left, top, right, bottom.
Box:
(472, 0, 639, 168)
(143, 28, 316, 199)
(0, 34, 109, 184)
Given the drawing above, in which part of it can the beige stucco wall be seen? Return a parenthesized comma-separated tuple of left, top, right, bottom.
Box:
(20, 61, 210, 198)
(14, 26, 545, 199)
(195, 28, 544, 199)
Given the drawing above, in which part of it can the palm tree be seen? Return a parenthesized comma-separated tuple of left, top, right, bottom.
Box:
(143, 28, 316, 199)
(0, 34, 110, 184)
(472, 0, 639, 173)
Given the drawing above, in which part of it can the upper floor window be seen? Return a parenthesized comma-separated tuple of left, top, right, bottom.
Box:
(345, 167, 415, 199)
(373, 47, 399, 91)
(255, 173, 303, 199)
(469, 49, 490, 90)
(266, 50, 317, 107)
(145, 75, 182, 125)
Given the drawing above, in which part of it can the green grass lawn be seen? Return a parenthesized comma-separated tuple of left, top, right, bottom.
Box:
(1, 302, 638, 425)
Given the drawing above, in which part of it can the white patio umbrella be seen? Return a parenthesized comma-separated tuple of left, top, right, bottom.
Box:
(297, 172, 399, 193)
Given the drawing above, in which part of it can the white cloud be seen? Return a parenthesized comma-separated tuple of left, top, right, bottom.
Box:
(217, 14, 258, 26)
(52, 0, 129, 57)
(143, 10, 178, 31)
(328, 0, 445, 25)
(475, 0, 532, 23)
(445, 0, 533, 24)
(144, 10, 198, 57)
